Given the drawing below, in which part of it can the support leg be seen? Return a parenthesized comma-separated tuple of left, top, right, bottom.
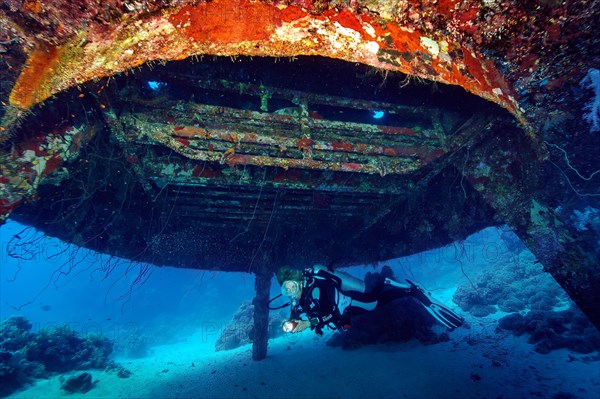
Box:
(252, 269, 271, 361)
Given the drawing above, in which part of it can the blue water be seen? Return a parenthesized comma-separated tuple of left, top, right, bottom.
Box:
(1, 220, 599, 398)
(0, 220, 255, 351)
(1, 219, 502, 338)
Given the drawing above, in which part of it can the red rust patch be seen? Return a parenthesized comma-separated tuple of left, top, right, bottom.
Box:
(309, 110, 324, 119)
(456, 6, 480, 35)
(344, 163, 362, 170)
(437, 0, 459, 14)
(383, 147, 398, 157)
(17, 135, 47, 157)
(374, 23, 421, 53)
(193, 164, 222, 178)
(296, 137, 315, 149)
(280, 5, 306, 23)
(331, 142, 354, 152)
(43, 155, 62, 176)
(378, 126, 417, 136)
(461, 46, 488, 88)
(325, 9, 365, 36)
(126, 155, 140, 164)
(0, 198, 22, 218)
(169, 0, 280, 43)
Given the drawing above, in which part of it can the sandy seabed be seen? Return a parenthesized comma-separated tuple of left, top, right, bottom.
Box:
(7, 314, 599, 399)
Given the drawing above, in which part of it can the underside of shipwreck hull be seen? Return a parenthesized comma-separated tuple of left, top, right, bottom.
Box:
(1, 0, 599, 359)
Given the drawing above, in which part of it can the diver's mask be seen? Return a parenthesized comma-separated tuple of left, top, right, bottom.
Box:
(281, 279, 301, 299)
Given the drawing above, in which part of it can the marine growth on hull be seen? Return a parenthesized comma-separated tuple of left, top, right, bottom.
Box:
(6, 56, 512, 272)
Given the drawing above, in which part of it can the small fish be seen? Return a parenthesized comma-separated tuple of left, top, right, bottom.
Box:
(41, 305, 52, 311)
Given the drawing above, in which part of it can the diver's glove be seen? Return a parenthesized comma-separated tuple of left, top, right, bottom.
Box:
(310, 318, 324, 336)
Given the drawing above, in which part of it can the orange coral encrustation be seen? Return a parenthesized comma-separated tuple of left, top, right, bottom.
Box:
(9, 44, 63, 110)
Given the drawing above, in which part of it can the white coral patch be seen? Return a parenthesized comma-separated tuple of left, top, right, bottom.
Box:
(333, 22, 362, 42)
(273, 19, 312, 42)
(439, 53, 452, 64)
(365, 41, 380, 54)
(274, 18, 364, 53)
(32, 159, 47, 176)
(420, 36, 439, 58)
(93, 56, 107, 68)
(21, 150, 37, 163)
(21, 150, 47, 176)
(493, 88, 504, 96)
(362, 23, 376, 38)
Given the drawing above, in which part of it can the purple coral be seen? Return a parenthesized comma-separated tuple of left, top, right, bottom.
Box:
(580, 68, 600, 133)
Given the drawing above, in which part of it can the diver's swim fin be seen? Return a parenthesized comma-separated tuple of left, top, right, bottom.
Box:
(384, 277, 411, 290)
(422, 302, 464, 330)
(386, 278, 463, 330)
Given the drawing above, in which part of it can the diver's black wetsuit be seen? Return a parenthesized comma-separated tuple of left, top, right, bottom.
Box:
(290, 272, 343, 334)
(288, 266, 463, 334)
(290, 267, 412, 334)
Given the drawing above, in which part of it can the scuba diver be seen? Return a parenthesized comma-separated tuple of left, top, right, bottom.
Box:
(275, 265, 463, 335)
